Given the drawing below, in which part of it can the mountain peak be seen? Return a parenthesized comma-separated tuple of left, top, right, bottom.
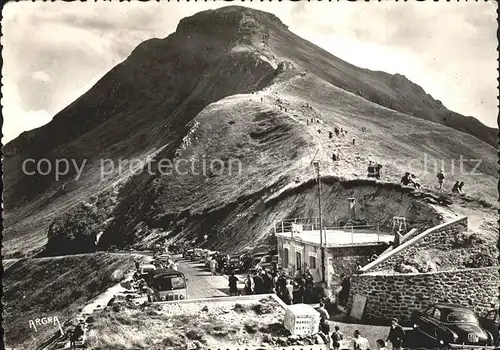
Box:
(176, 5, 286, 38)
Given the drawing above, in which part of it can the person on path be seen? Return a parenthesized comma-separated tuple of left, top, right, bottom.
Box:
(296, 280, 306, 304)
(352, 137, 356, 146)
(244, 274, 255, 295)
(228, 272, 239, 296)
(331, 325, 344, 350)
(339, 274, 350, 306)
(458, 181, 465, 194)
(317, 301, 330, 322)
(353, 330, 370, 350)
(70, 323, 84, 350)
(335, 127, 340, 136)
(318, 319, 331, 347)
(210, 258, 218, 276)
(253, 272, 265, 294)
(387, 318, 405, 350)
(437, 169, 445, 190)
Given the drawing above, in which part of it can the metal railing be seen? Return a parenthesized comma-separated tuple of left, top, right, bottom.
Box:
(275, 220, 391, 244)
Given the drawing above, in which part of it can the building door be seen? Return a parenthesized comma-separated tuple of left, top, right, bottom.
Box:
(296, 251, 302, 272)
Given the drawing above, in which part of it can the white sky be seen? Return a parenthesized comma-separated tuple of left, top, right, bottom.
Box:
(2, 1, 498, 144)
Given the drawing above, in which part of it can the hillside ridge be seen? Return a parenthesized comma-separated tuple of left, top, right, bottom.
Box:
(2, 5, 497, 259)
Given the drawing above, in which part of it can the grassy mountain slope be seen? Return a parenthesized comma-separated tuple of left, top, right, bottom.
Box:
(2, 6, 497, 258)
(3, 253, 140, 349)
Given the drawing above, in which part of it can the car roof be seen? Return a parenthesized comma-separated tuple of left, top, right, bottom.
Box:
(152, 268, 184, 277)
(140, 264, 156, 269)
(432, 303, 474, 312)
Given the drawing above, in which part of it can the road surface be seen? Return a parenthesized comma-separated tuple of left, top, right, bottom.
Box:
(176, 256, 245, 299)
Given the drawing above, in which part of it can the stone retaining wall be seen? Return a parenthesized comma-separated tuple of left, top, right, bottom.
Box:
(364, 217, 468, 272)
(348, 266, 499, 324)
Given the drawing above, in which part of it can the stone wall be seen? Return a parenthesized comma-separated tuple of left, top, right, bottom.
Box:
(348, 266, 499, 324)
(329, 244, 388, 285)
(364, 217, 468, 272)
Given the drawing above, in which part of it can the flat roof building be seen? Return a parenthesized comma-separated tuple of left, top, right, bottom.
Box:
(275, 219, 392, 287)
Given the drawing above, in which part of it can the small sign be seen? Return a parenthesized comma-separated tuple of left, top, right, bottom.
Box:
(283, 304, 320, 336)
(350, 294, 367, 320)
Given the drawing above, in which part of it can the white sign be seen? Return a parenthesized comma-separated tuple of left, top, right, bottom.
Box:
(349, 294, 367, 320)
(291, 223, 303, 233)
(283, 304, 320, 336)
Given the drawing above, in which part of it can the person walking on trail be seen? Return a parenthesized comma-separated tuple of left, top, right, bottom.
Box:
(70, 323, 84, 350)
(451, 181, 460, 193)
(353, 330, 370, 350)
(352, 137, 356, 146)
(210, 257, 218, 276)
(331, 325, 344, 350)
(228, 272, 239, 296)
(335, 127, 340, 136)
(387, 318, 405, 350)
(458, 181, 465, 194)
(437, 169, 445, 190)
(244, 274, 255, 295)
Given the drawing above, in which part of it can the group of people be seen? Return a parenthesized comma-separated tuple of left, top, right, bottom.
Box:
(400, 172, 421, 189)
(334, 126, 348, 137)
(451, 180, 465, 194)
(317, 318, 405, 350)
(437, 169, 466, 194)
(228, 268, 319, 305)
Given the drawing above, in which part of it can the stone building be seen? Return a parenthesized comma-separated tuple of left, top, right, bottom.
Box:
(274, 218, 391, 287)
(349, 217, 499, 324)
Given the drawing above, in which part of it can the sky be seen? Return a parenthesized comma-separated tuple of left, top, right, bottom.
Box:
(2, 1, 498, 144)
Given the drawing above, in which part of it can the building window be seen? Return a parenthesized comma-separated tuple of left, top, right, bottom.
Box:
(283, 248, 289, 266)
(309, 255, 317, 269)
(296, 251, 302, 270)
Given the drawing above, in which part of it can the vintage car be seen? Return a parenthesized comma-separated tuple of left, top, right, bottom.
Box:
(183, 248, 194, 259)
(190, 248, 204, 261)
(480, 309, 500, 346)
(147, 268, 188, 302)
(412, 303, 496, 348)
(204, 251, 219, 268)
(138, 264, 156, 280)
(255, 254, 279, 272)
(227, 255, 241, 272)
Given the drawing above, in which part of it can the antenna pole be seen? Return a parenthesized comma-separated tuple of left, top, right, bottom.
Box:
(312, 160, 326, 284)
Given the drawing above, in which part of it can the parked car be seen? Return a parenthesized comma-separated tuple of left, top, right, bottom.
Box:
(227, 255, 241, 272)
(215, 254, 229, 273)
(256, 254, 279, 271)
(204, 251, 219, 268)
(138, 264, 156, 280)
(199, 249, 211, 262)
(191, 248, 204, 261)
(480, 309, 500, 346)
(252, 253, 267, 268)
(183, 249, 194, 259)
(412, 303, 496, 348)
(147, 268, 188, 302)
(238, 253, 253, 272)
